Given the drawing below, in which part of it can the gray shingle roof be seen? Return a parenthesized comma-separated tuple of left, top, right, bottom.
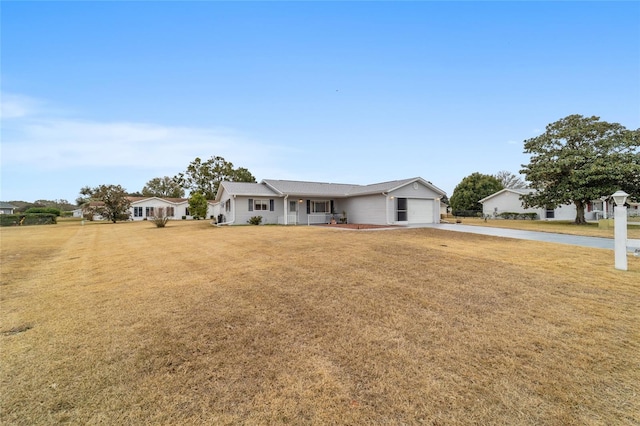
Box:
(262, 180, 356, 197)
(218, 177, 446, 200)
(348, 178, 421, 195)
(218, 182, 279, 198)
(0, 202, 17, 209)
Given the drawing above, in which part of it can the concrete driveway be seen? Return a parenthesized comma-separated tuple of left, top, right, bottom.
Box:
(419, 223, 638, 253)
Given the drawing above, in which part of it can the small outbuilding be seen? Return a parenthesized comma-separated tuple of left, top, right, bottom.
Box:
(0, 202, 17, 215)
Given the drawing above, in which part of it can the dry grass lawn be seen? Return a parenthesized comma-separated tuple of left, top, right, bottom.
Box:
(1, 220, 639, 425)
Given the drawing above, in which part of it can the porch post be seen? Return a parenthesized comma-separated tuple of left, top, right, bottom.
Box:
(284, 196, 288, 225)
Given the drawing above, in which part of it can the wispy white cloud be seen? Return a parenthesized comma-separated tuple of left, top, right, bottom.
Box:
(1, 93, 288, 175)
(0, 92, 299, 202)
(1, 93, 44, 119)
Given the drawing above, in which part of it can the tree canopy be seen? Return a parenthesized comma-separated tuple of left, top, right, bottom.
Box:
(188, 192, 208, 219)
(520, 114, 639, 224)
(142, 176, 185, 198)
(450, 172, 504, 214)
(175, 156, 256, 200)
(78, 184, 132, 223)
(494, 170, 527, 189)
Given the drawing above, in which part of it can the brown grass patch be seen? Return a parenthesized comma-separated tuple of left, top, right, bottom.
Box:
(1, 221, 638, 424)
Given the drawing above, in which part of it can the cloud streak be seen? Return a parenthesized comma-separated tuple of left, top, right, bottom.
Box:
(1, 93, 286, 173)
(1, 93, 295, 200)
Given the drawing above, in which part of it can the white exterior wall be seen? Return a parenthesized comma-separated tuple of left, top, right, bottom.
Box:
(223, 196, 284, 225)
(130, 198, 215, 221)
(482, 192, 531, 217)
(341, 195, 388, 225)
(549, 204, 577, 220)
(388, 182, 442, 224)
(129, 199, 187, 221)
(482, 192, 579, 221)
(340, 186, 442, 225)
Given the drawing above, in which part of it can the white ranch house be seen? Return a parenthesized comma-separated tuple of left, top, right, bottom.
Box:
(127, 197, 216, 221)
(75, 197, 216, 221)
(479, 188, 640, 221)
(213, 177, 446, 226)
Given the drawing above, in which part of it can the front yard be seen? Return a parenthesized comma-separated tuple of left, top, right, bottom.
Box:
(1, 221, 638, 424)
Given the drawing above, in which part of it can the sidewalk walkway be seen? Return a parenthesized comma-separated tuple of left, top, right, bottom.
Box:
(420, 223, 637, 252)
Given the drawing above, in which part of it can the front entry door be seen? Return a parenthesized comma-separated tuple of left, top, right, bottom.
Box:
(289, 200, 298, 224)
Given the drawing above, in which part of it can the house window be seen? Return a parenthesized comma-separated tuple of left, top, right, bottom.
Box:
(166, 207, 174, 217)
(185, 207, 190, 216)
(254, 199, 269, 211)
(546, 209, 555, 219)
(134, 207, 143, 217)
(397, 198, 407, 221)
(311, 201, 330, 213)
(145, 207, 154, 217)
(225, 199, 231, 212)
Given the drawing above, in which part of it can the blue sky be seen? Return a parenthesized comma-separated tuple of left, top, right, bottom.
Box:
(2, 1, 639, 203)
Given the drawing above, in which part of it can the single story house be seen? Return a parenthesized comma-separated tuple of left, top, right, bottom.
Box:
(127, 197, 216, 221)
(213, 177, 446, 226)
(479, 188, 639, 220)
(0, 202, 17, 215)
(479, 188, 575, 220)
(73, 197, 216, 221)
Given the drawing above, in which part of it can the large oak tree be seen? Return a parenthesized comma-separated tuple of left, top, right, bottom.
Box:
(520, 115, 639, 224)
(175, 156, 256, 200)
(78, 184, 132, 223)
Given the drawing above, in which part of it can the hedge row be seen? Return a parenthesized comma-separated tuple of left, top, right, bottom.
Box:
(452, 210, 483, 217)
(0, 214, 57, 226)
(497, 212, 538, 220)
(24, 207, 62, 216)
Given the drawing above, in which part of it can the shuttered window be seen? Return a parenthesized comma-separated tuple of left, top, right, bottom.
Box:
(251, 199, 270, 211)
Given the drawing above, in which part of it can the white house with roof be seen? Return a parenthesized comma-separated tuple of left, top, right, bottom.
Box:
(214, 177, 446, 226)
(0, 202, 17, 215)
(479, 188, 577, 220)
(127, 197, 216, 221)
(479, 188, 639, 221)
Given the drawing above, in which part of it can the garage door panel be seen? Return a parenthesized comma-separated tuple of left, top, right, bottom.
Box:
(407, 199, 433, 223)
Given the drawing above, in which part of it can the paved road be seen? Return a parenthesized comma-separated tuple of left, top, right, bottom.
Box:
(419, 223, 638, 253)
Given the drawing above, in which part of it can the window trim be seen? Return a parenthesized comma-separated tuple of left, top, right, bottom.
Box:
(310, 200, 331, 214)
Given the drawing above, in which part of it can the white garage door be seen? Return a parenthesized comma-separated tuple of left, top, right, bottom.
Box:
(407, 199, 434, 224)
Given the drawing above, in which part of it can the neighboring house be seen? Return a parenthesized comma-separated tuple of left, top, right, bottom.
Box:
(0, 202, 17, 215)
(213, 177, 446, 226)
(479, 188, 639, 220)
(72, 197, 215, 221)
(128, 197, 216, 221)
(479, 188, 576, 220)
